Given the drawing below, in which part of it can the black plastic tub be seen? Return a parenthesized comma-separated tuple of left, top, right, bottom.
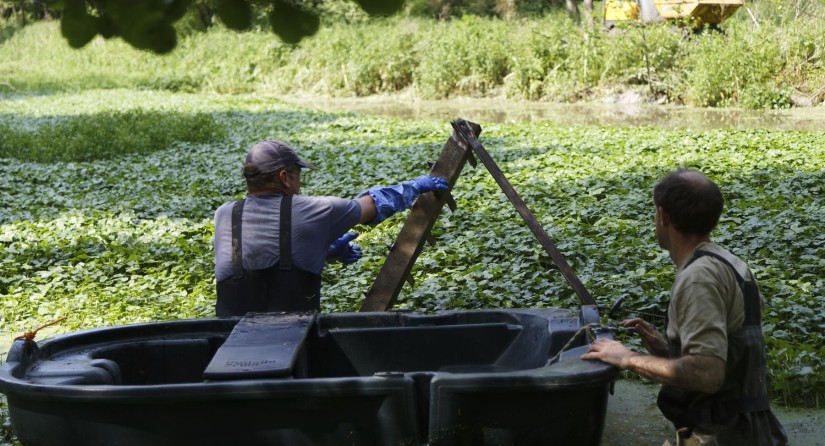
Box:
(0, 308, 617, 446)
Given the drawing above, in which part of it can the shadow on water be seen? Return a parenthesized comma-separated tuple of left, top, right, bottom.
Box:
(283, 96, 825, 132)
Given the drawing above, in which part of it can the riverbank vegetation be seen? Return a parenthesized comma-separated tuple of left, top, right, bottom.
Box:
(1, 0, 824, 108)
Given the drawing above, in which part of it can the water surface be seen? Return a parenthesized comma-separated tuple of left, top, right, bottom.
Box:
(284, 96, 825, 131)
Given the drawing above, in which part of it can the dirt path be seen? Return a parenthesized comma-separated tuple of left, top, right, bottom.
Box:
(604, 380, 825, 446)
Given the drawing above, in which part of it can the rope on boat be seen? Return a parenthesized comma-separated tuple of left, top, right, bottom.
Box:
(14, 316, 67, 345)
(545, 322, 600, 366)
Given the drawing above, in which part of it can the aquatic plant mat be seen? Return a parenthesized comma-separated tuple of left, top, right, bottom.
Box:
(0, 90, 823, 408)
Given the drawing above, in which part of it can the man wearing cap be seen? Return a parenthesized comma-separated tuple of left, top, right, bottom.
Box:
(213, 139, 448, 317)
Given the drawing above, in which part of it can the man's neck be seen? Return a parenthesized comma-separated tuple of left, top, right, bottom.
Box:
(249, 187, 289, 196)
(669, 233, 711, 269)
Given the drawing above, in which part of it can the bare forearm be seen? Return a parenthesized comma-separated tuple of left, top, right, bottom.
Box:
(624, 353, 724, 393)
(623, 353, 679, 385)
(583, 339, 725, 394)
(356, 195, 377, 224)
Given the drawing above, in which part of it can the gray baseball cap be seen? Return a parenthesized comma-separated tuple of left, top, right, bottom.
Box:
(244, 140, 317, 175)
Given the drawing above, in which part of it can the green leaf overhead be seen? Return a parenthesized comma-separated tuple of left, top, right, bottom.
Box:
(268, 0, 320, 45)
(215, 0, 252, 31)
(60, 0, 98, 48)
(46, 0, 407, 52)
(85, 0, 183, 53)
(353, 0, 406, 17)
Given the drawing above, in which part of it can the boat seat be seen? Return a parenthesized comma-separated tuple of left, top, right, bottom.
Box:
(26, 358, 122, 385)
(203, 311, 316, 380)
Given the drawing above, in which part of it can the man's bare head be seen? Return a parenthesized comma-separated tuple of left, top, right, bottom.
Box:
(653, 169, 724, 236)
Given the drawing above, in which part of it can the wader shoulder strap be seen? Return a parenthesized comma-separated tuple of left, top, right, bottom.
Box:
(685, 250, 761, 326)
(231, 199, 245, 280)
(279, 195, 293, 271)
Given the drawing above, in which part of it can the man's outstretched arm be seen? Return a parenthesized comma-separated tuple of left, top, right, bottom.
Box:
(582, 338, 725, 394)
(356, 175, 448, 224)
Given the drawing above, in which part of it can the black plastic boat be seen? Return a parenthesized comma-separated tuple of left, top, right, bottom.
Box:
(0, 308, 616, 445)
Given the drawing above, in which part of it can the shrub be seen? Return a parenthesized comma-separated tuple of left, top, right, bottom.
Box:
(597, 24, 683, 90)
(505, 16, 578, 100)
(273, 19, 419, 96)
(414, 15, 513, 97)
(672, 20, 820, 108)
(0, 109, 225, 162)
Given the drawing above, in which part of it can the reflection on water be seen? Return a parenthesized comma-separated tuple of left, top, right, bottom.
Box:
(284, 96, 825, 131)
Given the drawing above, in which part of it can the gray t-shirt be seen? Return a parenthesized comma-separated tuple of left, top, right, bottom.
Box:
(214, 194, 362, 282)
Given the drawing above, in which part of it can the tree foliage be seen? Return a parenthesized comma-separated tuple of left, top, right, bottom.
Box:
(32, 0, 405, 53)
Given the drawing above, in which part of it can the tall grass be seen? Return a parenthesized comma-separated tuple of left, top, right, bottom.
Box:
(1, 2, 823, 106)
(0, 24, 291, 94)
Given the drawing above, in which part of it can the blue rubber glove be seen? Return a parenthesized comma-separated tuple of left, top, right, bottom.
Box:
(327, 232, 363, 264)
(359, 175, 449, 225)
(410, 175, 449, 193)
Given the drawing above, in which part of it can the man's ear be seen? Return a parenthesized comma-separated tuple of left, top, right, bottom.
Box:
(278, 168, 299, 194)
(657, 206, 670, 226)
(278, 169, 292, 188)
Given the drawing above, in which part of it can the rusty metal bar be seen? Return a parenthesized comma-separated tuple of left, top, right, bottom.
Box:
(359, 122, 481, 312)
(450, 120, 596, 306)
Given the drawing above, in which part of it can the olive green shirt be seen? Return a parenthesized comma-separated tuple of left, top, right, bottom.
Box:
(666, 241, 755, 362)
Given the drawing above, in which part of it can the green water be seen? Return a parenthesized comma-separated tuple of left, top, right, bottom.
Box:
(604, 380, 825, 445)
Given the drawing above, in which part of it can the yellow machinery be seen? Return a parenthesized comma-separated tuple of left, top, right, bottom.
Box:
(604, 0, 745, 27)
(604, 0, 641, 21)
